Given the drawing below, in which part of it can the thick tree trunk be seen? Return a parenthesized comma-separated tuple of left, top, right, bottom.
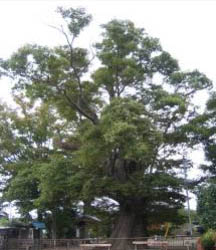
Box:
(110, 208, 147, 250)
(109, 159, 147, 249)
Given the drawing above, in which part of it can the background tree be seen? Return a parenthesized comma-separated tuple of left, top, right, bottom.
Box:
(197, 183, 216, 230)
(0, 98, 81, 238)
(0, 7, 212, 246)
(182, 90, 216, 231)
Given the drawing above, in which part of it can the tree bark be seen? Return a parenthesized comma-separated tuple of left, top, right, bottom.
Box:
(110, 207, 147, 250)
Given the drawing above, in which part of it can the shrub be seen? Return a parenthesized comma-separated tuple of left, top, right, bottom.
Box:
(201, 230, 216, 250)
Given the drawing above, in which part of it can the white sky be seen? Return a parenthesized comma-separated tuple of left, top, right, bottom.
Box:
(0, 0, 215, 211)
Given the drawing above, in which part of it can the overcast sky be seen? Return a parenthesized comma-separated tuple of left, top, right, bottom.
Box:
(1, 0, 216, 210)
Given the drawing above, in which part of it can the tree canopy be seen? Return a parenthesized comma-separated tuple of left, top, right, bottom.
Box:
(0, 7, 212, 243)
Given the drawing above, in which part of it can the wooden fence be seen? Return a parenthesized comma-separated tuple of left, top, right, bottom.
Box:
(0, 237, 198, 250)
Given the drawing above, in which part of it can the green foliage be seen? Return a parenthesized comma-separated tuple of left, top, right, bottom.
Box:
(0, 98, 79, 237)
(201, 230, 216, 250)
(178, 208, 199, 225)
(197, 183, 216, 230)
(0, 217, 10, 227)
(57, 7, 92, 37)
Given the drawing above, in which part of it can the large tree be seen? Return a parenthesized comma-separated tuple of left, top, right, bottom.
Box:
(0, 7, 212, 246)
